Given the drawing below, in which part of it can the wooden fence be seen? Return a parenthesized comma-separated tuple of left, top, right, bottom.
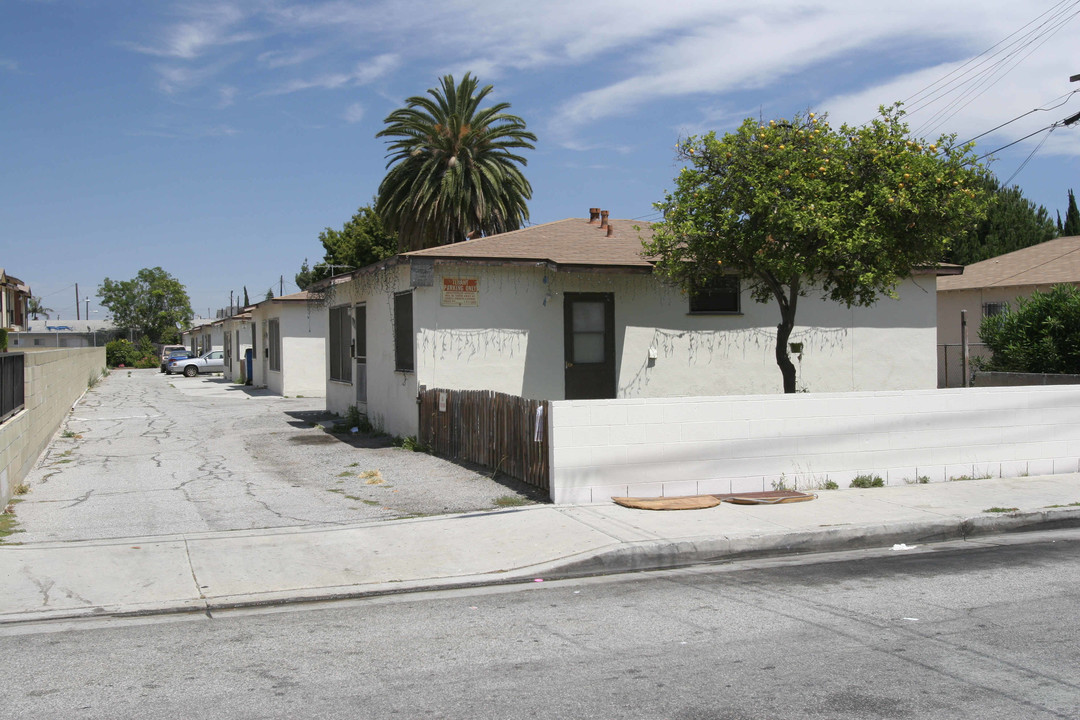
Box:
(418, 388, 550, 492)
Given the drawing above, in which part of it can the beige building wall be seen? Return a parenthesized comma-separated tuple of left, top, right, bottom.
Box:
(327, 263, 938, 438)
(0, 348, 106, 504)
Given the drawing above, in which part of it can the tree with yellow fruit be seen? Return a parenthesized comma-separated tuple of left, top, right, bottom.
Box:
(646, 104, 990, 393)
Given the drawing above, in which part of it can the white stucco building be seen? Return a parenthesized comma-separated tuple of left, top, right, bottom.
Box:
(248, 291, 327, 397)
(221, 310, 254, 384)
(318, 214, 947, 438)
(181, 320, 224, 357)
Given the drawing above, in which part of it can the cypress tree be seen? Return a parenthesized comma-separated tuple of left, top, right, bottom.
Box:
(1063, 189, 1080, 236)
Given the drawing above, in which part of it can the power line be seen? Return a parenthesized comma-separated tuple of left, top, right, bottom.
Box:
(977, 122, 1056, 159)
(1000, 125, 1057, 186)
(910, 2, 1080, 137)
(959, 89, 1080, 145)
(902, 0, 1078, 112)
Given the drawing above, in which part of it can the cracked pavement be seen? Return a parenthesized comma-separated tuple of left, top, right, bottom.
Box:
(13, 369, 543, 543)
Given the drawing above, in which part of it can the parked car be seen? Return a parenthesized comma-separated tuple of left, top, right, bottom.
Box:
(168, 351, 225, 377)
(160, 348, 191, 373)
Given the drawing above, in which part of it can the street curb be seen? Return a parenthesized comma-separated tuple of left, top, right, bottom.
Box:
(542, 508, 1080, 578)
(3, 508, 1079, 626)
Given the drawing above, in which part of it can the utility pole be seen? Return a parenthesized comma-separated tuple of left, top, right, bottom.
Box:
(961, 310, 970, 388)
(75, 283, 80, 320)
(280, 275, 284, 296)
(230, 290, 234, 316)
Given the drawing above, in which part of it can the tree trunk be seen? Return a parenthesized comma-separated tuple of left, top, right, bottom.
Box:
(775, 316, 797, 393)
(772, 278, 800, 394)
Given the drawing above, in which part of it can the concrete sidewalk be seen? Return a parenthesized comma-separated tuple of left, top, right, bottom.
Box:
(2, 474, 1079, 624)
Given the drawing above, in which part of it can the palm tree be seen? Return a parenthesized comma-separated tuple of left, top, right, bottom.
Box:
(376, 73, 537, 251)
(27, 297, 52, 320)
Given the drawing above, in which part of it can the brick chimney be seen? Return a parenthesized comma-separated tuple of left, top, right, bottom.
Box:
(600, 210, 609, 229)
(588, 208, 600, 224)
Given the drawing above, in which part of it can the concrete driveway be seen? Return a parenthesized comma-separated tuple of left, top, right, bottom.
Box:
(13, 369, 544, 543)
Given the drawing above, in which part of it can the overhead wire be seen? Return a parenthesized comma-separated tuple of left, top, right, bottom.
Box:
(958, 89, 1080, 145)
(909, 1, 1080, 136)
(901, 0, 1077, 114)
(1000, 125, 1058, 186)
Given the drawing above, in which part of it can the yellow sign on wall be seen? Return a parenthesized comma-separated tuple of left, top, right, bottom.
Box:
(441, 276, 479, 307)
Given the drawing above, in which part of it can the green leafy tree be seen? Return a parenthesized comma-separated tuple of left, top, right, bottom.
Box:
(1063, 189, 1080, 236)
(295, 259, 316, 291)
(376, 73, 537, 251)
(265, 288, 274, 301)
(27, 297, 53, 320)
(942, 177, 1058, 265)
(98, 267, 193, 344)
(978, 284, 1080, 373)
(646, 105, 991, 393)
(297, 204, 397, 289)
(243, 287, 250, 306)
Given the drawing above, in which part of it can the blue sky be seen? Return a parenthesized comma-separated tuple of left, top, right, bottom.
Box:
(3, 0, 1079, 320)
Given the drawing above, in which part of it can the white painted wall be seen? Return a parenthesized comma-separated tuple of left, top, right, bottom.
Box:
(547, 385, 1080, 503)
(327, 262, 938, 438)
(279, 304, 326, 397)
(324, 265, 419, 438)
(221, 317, 252, 383)
(249, 302, 325, 396)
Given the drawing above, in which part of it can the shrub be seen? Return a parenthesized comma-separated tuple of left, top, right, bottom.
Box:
(105, 339, 140, 367)
(977, 284, 1080, 374)
(850, 474, 884, 488)
(0, 328, 7, 352)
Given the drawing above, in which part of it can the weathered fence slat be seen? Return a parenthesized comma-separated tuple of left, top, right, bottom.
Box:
(418, 388, 549, 492)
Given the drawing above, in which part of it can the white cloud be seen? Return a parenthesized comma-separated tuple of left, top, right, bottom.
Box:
(257, 47, 322, 69)
(343, 102, 364, 123)
(263, 53, 398, 95)
(218, 85, 238, 107)
(128, 3, 256, 59)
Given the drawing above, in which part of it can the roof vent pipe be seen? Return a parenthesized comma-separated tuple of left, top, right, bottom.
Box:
(600, 210, 609, 228)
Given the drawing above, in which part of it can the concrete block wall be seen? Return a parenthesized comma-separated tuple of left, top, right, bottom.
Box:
(548, 385, 1080, 504)
(0, 348, 106, 504)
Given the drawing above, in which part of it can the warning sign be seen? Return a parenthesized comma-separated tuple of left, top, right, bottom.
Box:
(441, 276, 479, 307)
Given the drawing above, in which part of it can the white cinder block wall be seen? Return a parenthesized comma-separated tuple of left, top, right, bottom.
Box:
(547, 385, 1080, 504)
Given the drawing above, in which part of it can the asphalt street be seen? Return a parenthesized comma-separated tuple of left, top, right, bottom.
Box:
(13, 369, 542, 543)
(3, 531, 1078, 720)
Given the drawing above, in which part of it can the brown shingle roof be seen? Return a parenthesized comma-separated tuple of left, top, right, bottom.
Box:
(404, 217, 655, 268)
(938, 235, 1080, 291)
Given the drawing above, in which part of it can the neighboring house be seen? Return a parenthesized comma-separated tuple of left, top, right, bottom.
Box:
(181, 319, 223, 357)
(937, 235, 1080, 386)
(248, 291, 327, 397)
(0, 269, 31, 331)
(8, 319, 114, 349)
(319, 212, 949, 438)
(221, 310, 254, 384)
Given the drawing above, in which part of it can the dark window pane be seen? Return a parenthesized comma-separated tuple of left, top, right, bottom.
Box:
(394, 292, 414, 372)
(690, 276, 740, 313)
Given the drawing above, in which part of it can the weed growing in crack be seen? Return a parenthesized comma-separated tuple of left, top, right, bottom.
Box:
(493, 495, 530, 508)
(983, 507, 1019, 513)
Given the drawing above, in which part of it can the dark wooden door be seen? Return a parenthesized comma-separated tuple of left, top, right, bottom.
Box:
(563, 292, 616, 400)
